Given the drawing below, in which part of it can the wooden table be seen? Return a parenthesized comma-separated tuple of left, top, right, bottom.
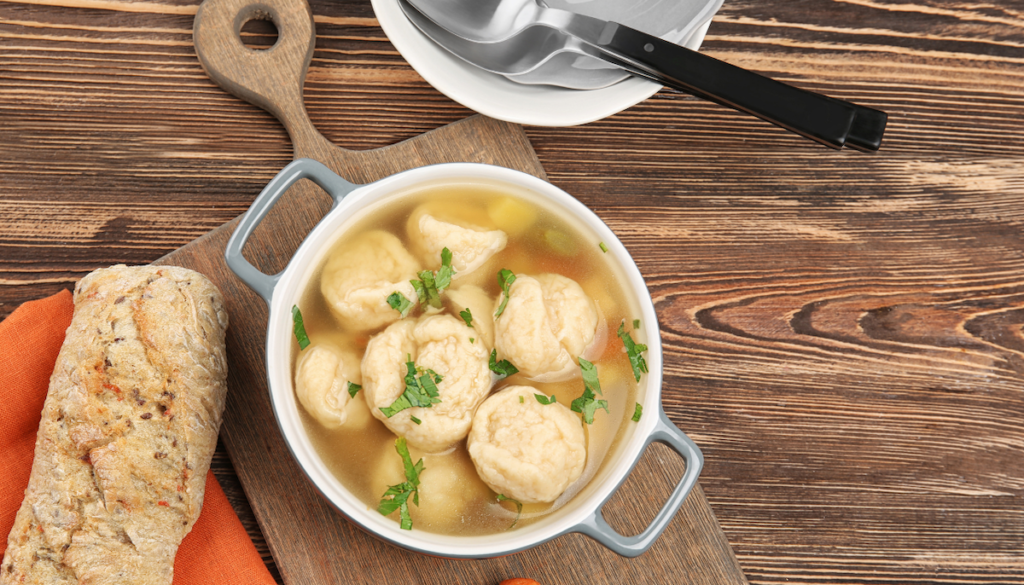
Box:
(2, 0, 1023, 583)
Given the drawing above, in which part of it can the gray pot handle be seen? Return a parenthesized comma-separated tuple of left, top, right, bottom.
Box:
(569, 407, 703, 557)
(225, 158, 359, 304)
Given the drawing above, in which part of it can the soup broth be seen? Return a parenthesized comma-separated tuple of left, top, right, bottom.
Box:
(293, 179, 644, 536)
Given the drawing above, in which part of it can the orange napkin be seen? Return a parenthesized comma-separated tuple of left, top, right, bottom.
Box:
(0, 290, 277, 585)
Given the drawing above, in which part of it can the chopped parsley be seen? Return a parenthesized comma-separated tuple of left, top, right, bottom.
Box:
(377, 438, 423, 530)
(416, 271, 442, 309)
(459, 307, 474, 328)
(387, 291, 414, 318)
(347, 382, 361, 399)
(571, 358, 609, 425)
(519, 395, 524, 404)
(617, 321, 649, 382)
(380, 356, 443, 418)
(494, 269, 516, 318)
(496, 493, 523, 529)
(489, 349, 519, 378)
(632, 402, 643, 422)
(435, 247, 454, 291)
(599, 241, 609, 253)
(410, 279, 427, 305)
(411, 247, 456, 309)
(580, 358, 602, 396)
(534, 393, 557, 405)
(633, 319, 641, 330)
(410, 415, 422, 425)
(291, 305, 310, 350)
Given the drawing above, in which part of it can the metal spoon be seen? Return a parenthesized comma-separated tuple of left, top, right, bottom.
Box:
(402, 0, 886, 150)
(505, 50, 628, 90)
(504, 0, 717, 90)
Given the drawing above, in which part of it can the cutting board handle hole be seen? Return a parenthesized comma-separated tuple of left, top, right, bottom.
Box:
(239, 11, 279, 51)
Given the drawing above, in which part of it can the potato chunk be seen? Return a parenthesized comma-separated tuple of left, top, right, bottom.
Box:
(294, 343, 361, 429)
(362, 315, 491, 452)
(493, 273, 598, 381)
(468, 386, 586, 503)
(320, 230, 421, 331)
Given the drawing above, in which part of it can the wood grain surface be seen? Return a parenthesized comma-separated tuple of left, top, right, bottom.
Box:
(2, 0, 1023, 583)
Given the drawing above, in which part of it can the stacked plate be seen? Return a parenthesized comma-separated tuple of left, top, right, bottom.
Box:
(372, 0, 724, 126)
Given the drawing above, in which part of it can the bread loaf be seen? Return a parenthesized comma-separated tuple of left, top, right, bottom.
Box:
(1, 265, 229, 585)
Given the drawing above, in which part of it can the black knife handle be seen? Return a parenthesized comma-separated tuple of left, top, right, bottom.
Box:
(592, 22, 886, 150)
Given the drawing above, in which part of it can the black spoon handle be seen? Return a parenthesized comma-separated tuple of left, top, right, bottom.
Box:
(579, 20, 887, 151)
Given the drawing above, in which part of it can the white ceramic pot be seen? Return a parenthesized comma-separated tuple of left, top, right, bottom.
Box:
(225, 158, 703, 558)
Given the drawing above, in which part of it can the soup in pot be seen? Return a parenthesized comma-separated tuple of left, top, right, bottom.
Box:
(291, 178, 648, 535)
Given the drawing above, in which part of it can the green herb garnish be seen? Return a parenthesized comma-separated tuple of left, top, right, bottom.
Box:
(632, 402, 643, 422)
(489, 349, 519, 378)
(416, 271, 442, 309)
(435, 247, 454, 291)
(410, 279, 427, 305)
(633, 319, 641, 330)
(494, 269, 516, 317)
(571, 358, 609, 425)
(347, 382, 361, 399)
(410, 415, 422, 425)
(534, 393, 557, 405)
(380, 356, 443, 418)
(387, 291, 414, 318)
(496, 493, 523, 529)
(377, 438, 423, 530)
(599, 242, 609, 253)
(411, 247, 455, 309)
(579, 358, 602, 396)
(617, 321, 649, 382)
(459, 307, 474, 328)
(291, 305, 310, 350)
(519, 396, 524, 404)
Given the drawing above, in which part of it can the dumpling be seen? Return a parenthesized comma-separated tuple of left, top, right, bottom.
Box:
(362, 314, 491, 452)
(446, 284, 495, 349)
(371, 447, 491, 531)
(467, 386, 586, 504)
(493, 273, 599, 381)
(294, 344, 362, 429)
(321, 230, 421, 331)
(407, 207, 507, 283)
(414, 452, 492, 531)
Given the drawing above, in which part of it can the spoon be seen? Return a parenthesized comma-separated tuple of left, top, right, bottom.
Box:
(402, 0, 886, 150)
(504, 0, 718, 90)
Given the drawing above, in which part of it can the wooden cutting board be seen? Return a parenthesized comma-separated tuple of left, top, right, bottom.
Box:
(156, 0, 747, 582)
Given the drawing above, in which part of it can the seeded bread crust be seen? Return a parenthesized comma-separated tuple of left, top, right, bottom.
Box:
(1, 265, 229, 585)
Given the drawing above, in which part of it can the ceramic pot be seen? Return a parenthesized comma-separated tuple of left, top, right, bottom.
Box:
(225, 157, 702, 558)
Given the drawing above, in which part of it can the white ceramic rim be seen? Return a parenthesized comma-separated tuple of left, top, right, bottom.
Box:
(371, 0, 720, 126)
(263, 163, 665, 557)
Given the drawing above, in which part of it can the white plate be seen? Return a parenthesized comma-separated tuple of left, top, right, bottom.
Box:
(372, 0, 723, 126)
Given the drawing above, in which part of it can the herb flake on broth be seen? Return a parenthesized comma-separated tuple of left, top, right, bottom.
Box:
(496, 494, 523, 529)
(291, 305, 311, 349)
(494, 268, 516, 317)
(571, 358, 609, 425)
(377, 438, 423, 530)
(617, 321, 649, 382)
